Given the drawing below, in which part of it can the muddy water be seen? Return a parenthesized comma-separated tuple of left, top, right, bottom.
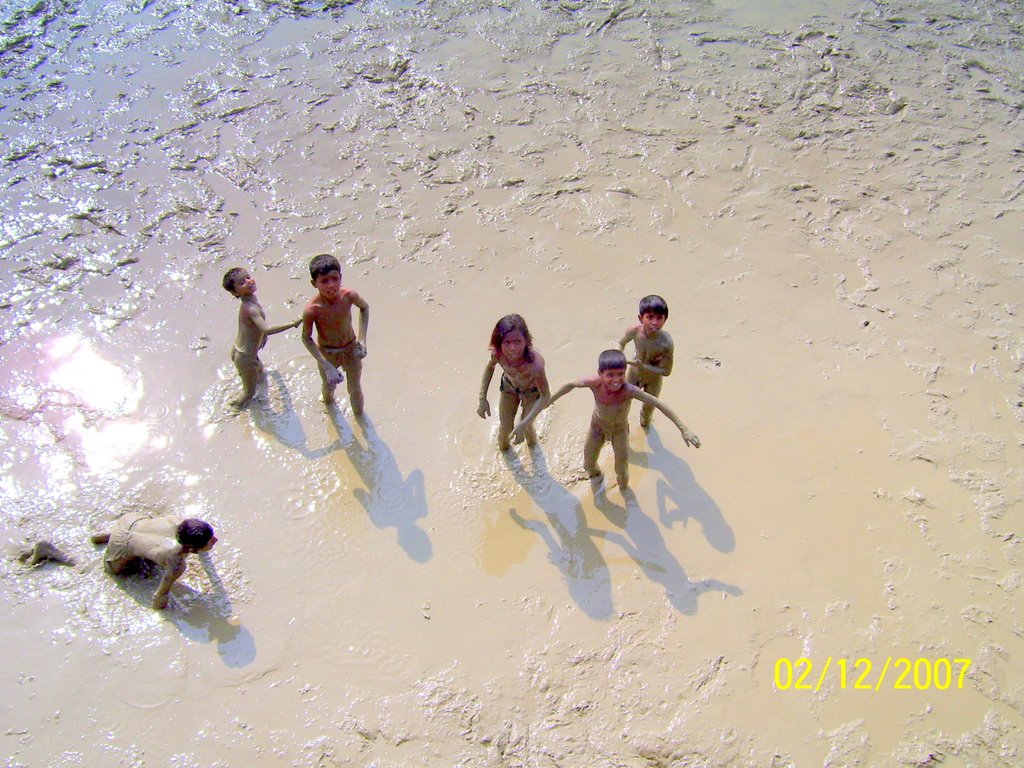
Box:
(1, 0, 1022, 765)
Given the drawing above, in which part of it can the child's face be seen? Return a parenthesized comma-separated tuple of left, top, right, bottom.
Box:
(598, 367, 626, 392)
(639, 311, 666, 335)
(313, 270, 342, 299)
(500, 330, 527, 363)
(233, 270, 256, 296)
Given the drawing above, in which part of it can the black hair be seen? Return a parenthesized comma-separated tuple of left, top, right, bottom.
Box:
(309, 253, 342, 280)
(222, 267, 247, 294)
(638, 294, 669, 318)
(598, 349, 627, 372)
(176, 519, 215, 551)
(489, 314, 534, 363)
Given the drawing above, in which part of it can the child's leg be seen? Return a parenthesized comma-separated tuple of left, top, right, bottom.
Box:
(610, 428, 630, 488)
(520, 392, 540, 446)
(341, 356, 364, 416)
(497, 391, 519, 451)
(231, 350, 261, 407)
(639, 376, 662, 427)
(318, 364, 337, 404)
(583, 425, 606, 477)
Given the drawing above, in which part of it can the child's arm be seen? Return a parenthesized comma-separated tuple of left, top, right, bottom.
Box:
(354, 294, 369, 358)
(152, 553, 187, 610)
(631, 389, 700, 448)
(511, 369, 553, 438)
(618, 326, 638, 351)
(301, 309, 344, 386)
(477, 357, 497, 418)
(511, 380, 580, 442)
(244, 303, 300, 337)
(630, 346, 673, 377)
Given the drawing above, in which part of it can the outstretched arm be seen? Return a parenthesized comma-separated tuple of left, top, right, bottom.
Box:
(245, 303, 300, 337)
(477, 358, 497, 418)
(301, 310, 344, 386)
(511, 380, 580, 441)
(631, 389, 700, 448)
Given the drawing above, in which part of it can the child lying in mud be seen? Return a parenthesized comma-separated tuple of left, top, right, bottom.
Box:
(477, 314, 551, 451)
(90, 514, 218, 609)
(513, 349, 700, 490)
(222, 267, 301, 408)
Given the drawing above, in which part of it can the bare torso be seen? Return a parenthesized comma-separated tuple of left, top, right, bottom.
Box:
(306, 287, 362, 348)
(584, 376, 636, 432)
(234, 297, 269, 355)
(626, 326, 674, 382)
(495, 349, 547, 393)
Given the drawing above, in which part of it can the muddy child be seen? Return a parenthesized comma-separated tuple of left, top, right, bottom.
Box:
(222, 267, 301, 408)
(90, 514, 218, 610)
(514, 349, 699, 490)
(618, 294, 675, 428)
(302, 254, 369, 414)
(478, 314, 551, 451)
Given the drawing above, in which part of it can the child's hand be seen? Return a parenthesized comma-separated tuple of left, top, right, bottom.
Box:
(326, 365, 344, 387)
(292, 318, 302, 329)
(510, 424, 526, 444)
(680, 427, 701, 448)
(355, 342, 367, 359)
(477, 398, 490, 419)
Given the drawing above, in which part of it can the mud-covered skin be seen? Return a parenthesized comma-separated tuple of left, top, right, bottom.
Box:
(90, 515, 217, 609)
(478, 331, 550, 450)
(619, 313, 674, 427)
(516, 368, 699, 489)
(302, 269, 369, 413)
(227, 270, 300, 408)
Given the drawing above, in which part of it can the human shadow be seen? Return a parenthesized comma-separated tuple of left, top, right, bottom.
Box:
(633, 425, 735, 554)
(590, 485, 741, 614)
(328, 409, 432, 563)
(248, 370, 344, 459)
(503, 448, 613, 620)
(111, 553, 256, 667)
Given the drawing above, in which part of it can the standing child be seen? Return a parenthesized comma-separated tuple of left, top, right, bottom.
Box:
(619, 294, 674, 428)
(478, 314, 551, 451)
(222, 267, 301, 409)
(301, 254, 369, 414)
(513, 349, 699, 490)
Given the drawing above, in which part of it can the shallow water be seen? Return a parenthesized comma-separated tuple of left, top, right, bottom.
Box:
(2, 0, 1023, 765)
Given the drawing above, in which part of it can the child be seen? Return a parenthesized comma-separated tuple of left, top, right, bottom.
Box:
(222, 267, 301, 408)
(90, 514, 218, 610)
(513, 349, 699, 490)
(618, 294, 674, 428)
(478, 314, 551, 451)
(301, 254, 369, 414)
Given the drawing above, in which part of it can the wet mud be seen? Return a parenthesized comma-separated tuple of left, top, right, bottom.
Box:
(1, 0, 1022, 765)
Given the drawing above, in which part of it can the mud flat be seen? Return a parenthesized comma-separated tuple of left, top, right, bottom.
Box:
(1, 0, 1022, 765)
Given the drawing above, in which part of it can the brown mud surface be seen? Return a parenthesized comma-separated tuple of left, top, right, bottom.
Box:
(1, 1, 1022, 765)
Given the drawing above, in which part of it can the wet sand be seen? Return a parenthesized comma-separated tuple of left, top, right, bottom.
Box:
(1, 0, 1022, 765)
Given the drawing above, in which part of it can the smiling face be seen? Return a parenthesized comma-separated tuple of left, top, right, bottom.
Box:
(232, 270, 256, 297)
(598, 366, 627, 393)
(639, 311, 666, 336)
(500, 329, 527, 364)
(313, 269, 342, 300)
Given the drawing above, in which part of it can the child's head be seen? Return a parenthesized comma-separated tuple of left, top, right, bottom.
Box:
(638, 294, 669, 334)
(598, 349, 628, 390)
(176, 519, 217, 552)
(598, 348, 628, 372)
(222, 267, 249, 296)
(309, 253, 342, 296)
(490, 314, 534, 363)
(309, 253, 342, 281)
